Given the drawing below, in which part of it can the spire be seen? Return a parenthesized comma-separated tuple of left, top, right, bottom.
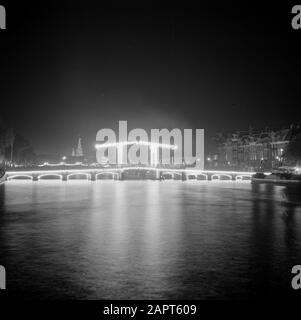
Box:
(76, 137, 83, 157)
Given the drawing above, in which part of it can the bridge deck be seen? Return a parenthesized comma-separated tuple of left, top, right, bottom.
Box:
(4, 166, 264, 182)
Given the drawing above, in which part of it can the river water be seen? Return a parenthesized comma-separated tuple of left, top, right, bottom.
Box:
(0, 180, 301, 299)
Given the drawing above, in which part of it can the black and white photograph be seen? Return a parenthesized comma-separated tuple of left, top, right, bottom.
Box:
(0, 0, 300, 317)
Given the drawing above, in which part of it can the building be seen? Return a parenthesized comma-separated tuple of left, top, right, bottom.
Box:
(64, 137, 85, 164)
(70, 137, 84, 159)
(75, 137, 83, 157)
(214, 125, 301, 171)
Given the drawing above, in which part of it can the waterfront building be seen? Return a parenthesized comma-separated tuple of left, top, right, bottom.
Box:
(214, 125, 301, 171)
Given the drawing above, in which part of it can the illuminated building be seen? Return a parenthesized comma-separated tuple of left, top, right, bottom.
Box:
(215, 125, 301, 171)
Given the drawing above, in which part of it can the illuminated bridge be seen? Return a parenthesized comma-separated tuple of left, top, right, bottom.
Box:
(4, 166, 261, 182)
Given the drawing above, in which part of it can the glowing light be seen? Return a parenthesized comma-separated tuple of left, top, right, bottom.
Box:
(95, 140, 177, 150)
(7, 175, 33, 181)
(38, 162, 84, 167)
(6, 167, 265, 176)
(137, 141, 178, 150)
(5, 167, 267, 186)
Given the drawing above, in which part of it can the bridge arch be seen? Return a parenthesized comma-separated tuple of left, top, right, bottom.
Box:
(172, 172, 183, 180)
(161, 172, 182, 180)
(67, 173, 90, 180)
(38, 174, 63, 180)
(219, 174, 232, 181)
(187, 173, 197, 180)
(7, 175, 33, 181)
(211, 174, 232, 181)
(96, 172, 118, 180)
(196, 173, 208, 180)
(161, 172, 173, 180)
(236, 175, 252, 181)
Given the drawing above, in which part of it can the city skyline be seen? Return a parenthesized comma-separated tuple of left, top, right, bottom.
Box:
(0, 2, 293, 156)
(1, 0, 301, 308)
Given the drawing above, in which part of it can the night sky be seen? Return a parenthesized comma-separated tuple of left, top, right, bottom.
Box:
(0, 1, 298, 156)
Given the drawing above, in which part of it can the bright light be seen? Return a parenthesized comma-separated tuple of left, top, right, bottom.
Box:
(7, 175, 33, 181)
(95, 141, 132, 149)
(7, 167, 267, 176)
(207, 157, 211, 161)
(38, 162, 85, 167)
(95, 140, 177, 150)
(137, 141, 178, 150)
(62, 156, 67, 161)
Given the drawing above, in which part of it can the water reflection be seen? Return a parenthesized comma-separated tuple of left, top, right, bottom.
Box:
(280, 186, 301, 269)
(0, 180, 300, 299)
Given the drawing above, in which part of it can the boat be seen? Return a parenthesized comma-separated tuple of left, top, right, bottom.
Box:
(251, 166, 301, 186)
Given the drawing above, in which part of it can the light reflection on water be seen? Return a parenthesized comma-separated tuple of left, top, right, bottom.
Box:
(0, 180, 301, 299)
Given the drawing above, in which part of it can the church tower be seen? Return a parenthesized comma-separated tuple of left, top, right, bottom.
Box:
(76, 137, 83, 157)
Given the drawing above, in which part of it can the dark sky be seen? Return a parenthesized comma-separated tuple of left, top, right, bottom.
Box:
(0, 1, 298, 155)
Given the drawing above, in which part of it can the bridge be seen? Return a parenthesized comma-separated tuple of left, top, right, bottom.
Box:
(4, 166, 262, 182)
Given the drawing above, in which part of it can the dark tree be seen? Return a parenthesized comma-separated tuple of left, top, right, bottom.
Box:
(286, 133, 301, 164)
